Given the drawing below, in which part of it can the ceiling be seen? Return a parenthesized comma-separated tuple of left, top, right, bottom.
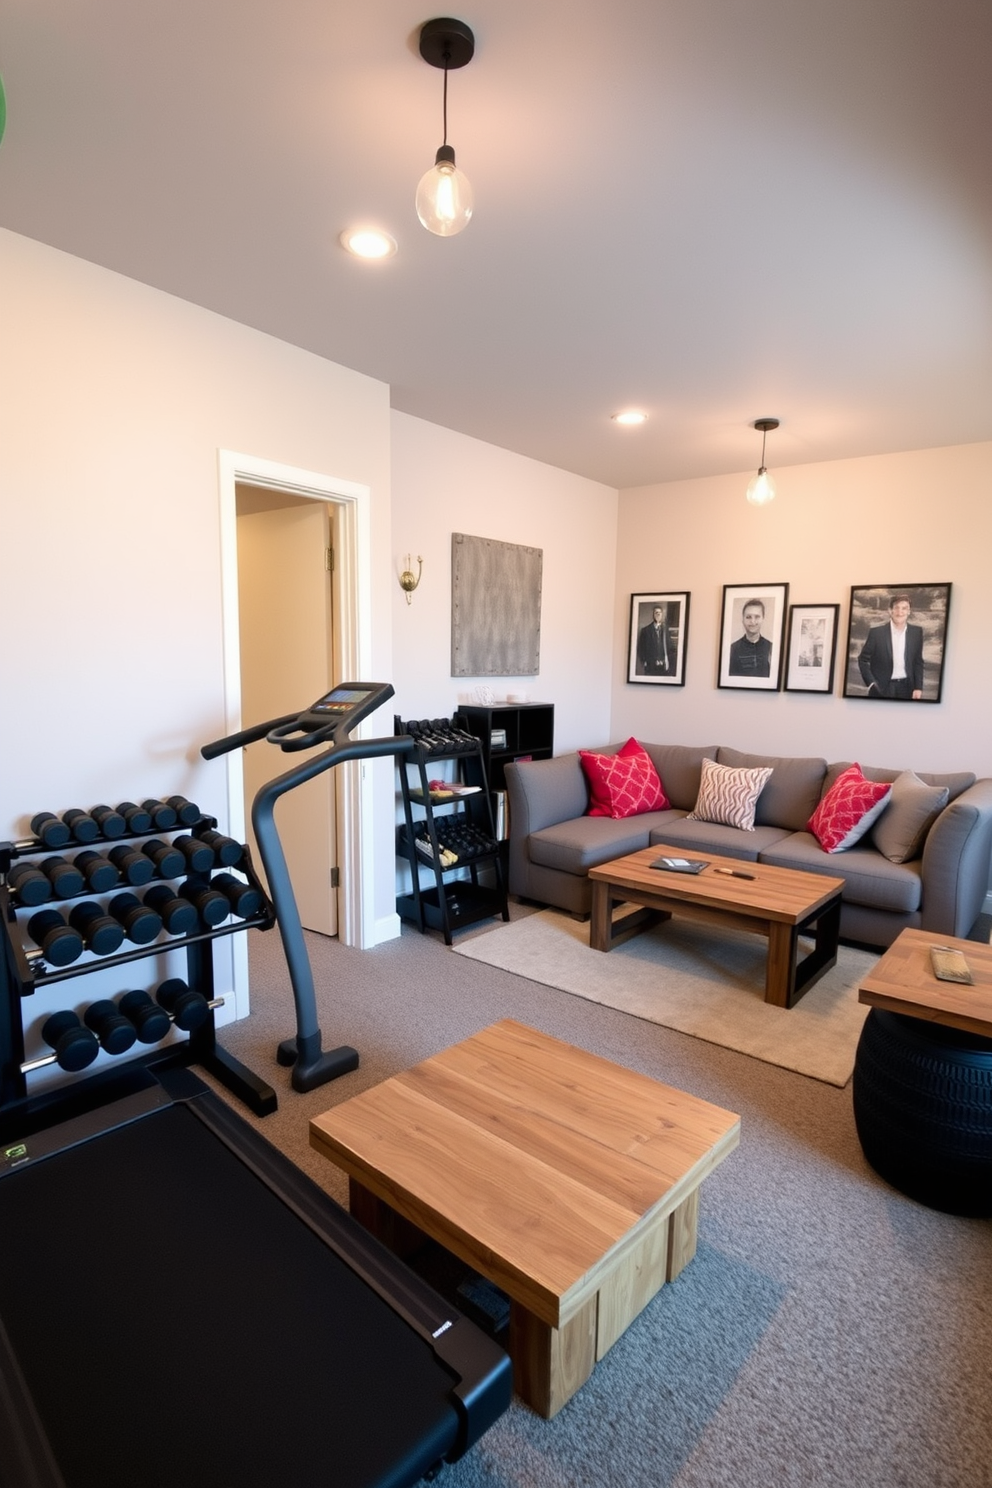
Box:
(1, 0, 990, 489)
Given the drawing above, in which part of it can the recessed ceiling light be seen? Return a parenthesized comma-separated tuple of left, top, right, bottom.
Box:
(339, 228, 398, 260)
(612, 410, 647, 426)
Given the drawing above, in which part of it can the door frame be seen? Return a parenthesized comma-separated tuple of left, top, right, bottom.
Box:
(217, 448, 375, 949)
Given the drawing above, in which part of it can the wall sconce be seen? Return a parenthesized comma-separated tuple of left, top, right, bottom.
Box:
(746, 418, 780, 506)
(399, 555, 423, 604)
(416, 18, 475, 236)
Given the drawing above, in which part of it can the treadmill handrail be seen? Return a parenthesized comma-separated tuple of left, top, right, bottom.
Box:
(200, 713, 301, 759)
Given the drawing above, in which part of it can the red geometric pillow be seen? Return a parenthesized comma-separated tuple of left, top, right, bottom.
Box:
(807, 764, 892, 853)
(579, 737, 670, 820)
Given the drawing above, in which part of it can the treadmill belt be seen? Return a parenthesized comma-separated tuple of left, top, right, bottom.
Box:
(0, 1103, 462, 1488)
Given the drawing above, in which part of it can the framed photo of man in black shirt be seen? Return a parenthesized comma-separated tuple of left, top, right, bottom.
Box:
(627, 592, 690, 686)
(718, 583, 788, 691)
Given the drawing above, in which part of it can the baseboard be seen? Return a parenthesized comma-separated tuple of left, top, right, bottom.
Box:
(372, 911, 403, 946)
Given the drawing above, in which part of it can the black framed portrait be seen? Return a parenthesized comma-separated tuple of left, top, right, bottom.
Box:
(843, 583, 951, 702)
(717, 583, 788, 691)
(627, 592, 690, 686)
(784, 604, 840, 694)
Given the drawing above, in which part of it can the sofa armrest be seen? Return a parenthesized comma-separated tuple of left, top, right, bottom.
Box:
(920, 778, 992, 937)
(505, 754, 590, 899)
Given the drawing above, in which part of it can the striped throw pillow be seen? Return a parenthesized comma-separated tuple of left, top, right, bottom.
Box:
(687, 757, 773, 831)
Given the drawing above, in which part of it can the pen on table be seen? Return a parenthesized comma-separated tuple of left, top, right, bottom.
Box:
(712, 867, 755, 880)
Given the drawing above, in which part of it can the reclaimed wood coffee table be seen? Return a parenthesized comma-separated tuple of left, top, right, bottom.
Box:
(857, 927, 992, 1035)
(588, 845, 845, 1009)
(310, 1019, 740, 1417)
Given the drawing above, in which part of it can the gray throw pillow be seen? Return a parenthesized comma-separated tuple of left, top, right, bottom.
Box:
(871, 770, 949, 863)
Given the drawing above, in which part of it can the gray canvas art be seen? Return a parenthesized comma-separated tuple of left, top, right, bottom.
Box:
(451, 532, 543, 676)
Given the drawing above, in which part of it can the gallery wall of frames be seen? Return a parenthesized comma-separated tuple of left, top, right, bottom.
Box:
(627, 584, 952, 704)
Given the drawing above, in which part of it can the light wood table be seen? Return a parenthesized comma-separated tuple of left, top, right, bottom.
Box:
(588, 845, 845, 1009)
(857, 927, 992, 1036)
(310, 1019, 740, 1417)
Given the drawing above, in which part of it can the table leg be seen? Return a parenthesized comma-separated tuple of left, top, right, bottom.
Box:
(590, 880, 614, 951)
(765, 921, 796, 1007)
(509, 1294, 598, 1419)
(667, 1187, 700, 1279)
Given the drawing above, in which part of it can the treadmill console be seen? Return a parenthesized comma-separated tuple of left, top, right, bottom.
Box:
(266, 681, 395, 750)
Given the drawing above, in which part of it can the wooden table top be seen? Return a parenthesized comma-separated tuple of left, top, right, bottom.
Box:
(589, 845, 845, 925)
(310, 1019, 740, 1327)
(857, 928, 992, 1038)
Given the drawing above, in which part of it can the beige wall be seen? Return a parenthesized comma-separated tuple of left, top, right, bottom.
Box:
(390, 412, 617, 754)
(612, 442, 992, 778)
(0, 228, 398, 932)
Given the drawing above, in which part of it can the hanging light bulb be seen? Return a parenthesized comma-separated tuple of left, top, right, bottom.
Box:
(417, 19, 475, 237)
(746, 418, 780, 506)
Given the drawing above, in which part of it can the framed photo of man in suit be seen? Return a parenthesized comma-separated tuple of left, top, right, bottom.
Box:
(717, 583, 788, 691)
(627, 592, 689, 686)
(843, 583, 952, 702)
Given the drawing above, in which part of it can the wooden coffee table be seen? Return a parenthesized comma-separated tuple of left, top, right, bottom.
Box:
(857, 927, 992, 1036)
(588, 845, 845, 1009)
(310, 1019, 740, 1418)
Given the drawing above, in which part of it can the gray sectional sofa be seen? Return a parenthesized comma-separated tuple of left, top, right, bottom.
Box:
(504, 743, 992, 948)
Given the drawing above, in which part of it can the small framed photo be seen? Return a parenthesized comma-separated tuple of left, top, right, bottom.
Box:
(843, 584, 952, 702)
(627, 592, 690, 686)
(784, 604, 840, 694)
(718, 583, 788, 691)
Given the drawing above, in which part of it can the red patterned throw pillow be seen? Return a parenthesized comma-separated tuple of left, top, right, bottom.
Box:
(808, 764, 892, 853)
(579, 738, 670, 819)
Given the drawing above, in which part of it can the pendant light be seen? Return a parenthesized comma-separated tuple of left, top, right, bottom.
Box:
(746, 418, 780, 506)
(416, 18, 475, 236)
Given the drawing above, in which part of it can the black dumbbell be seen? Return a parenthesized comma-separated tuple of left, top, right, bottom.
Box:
(90, 804, 126, 839)
(173, 835, 215, 874)
(141, 839, 185, 880)
(198, 829, 243, 868)
(142, 884, 198, 936)
(119, 990, 172, 1044)
(39, 1011, 99, 1071)
(73, 850, 120, 894)
(116, 800, 153, 834)
(141, 798, 178, 830)
(84, 999, 137, 1056)
(211, 872, 264, 920)
(68, 901, 126, 957)
(26, 910, 84, 967)
(108, 844, 156, 887)
(166, 796, 201, 826)
(178, 881, 230, 928)
(156, 978, 211, 1032)
(8, 862, 52, 907)
(30, 812, 71, 849)
(108, 893, 163, 945)
(40, 856, 85, 899)
(62, 809, 100, 844)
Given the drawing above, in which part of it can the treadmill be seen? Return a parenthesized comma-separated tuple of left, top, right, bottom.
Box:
(0, 684, 512, 1486)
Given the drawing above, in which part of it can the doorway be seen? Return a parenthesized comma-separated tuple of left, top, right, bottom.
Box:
(235, 484, 337, 937)
(217, 449, 376, 971)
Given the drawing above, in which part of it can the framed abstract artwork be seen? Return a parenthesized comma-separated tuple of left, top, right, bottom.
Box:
(784, 604, 840, 694)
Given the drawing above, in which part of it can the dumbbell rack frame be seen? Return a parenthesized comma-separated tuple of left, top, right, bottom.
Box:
(0, 814, 279, 1125)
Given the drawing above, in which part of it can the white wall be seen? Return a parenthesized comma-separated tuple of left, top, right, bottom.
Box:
(390, 413, 617, 753)
(612, 442, 992, 778)
(0, 229, 398, 958)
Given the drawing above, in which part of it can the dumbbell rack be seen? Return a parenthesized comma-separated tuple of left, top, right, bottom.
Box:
(0, 811, 278, 1124)
(394, 717, 510, 945)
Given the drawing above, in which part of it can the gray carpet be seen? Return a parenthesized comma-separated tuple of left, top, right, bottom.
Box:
(205, 913, 992, 1488)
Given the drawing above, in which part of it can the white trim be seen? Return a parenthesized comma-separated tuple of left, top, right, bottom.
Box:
(217, 450, 375, 971)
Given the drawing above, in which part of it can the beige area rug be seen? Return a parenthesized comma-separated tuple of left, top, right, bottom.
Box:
(453, 909, 879, 1086)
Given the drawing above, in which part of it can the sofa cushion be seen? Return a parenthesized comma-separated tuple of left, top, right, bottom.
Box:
(717, 747, 826, 830)
(871, 770, 949, 863)
(579, 737, 669, 819)
(640, 744, 719, 811)
(808, 765, 891, 852)
(758, 833, 923, 914)
(528, 810, 685, 875)
(688, 757, 772, 831)
(651, 819, 792, 862)
(824, 761, 976, 804)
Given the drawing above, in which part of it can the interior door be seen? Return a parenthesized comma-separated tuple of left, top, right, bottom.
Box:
(236, 488, 337, 936)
